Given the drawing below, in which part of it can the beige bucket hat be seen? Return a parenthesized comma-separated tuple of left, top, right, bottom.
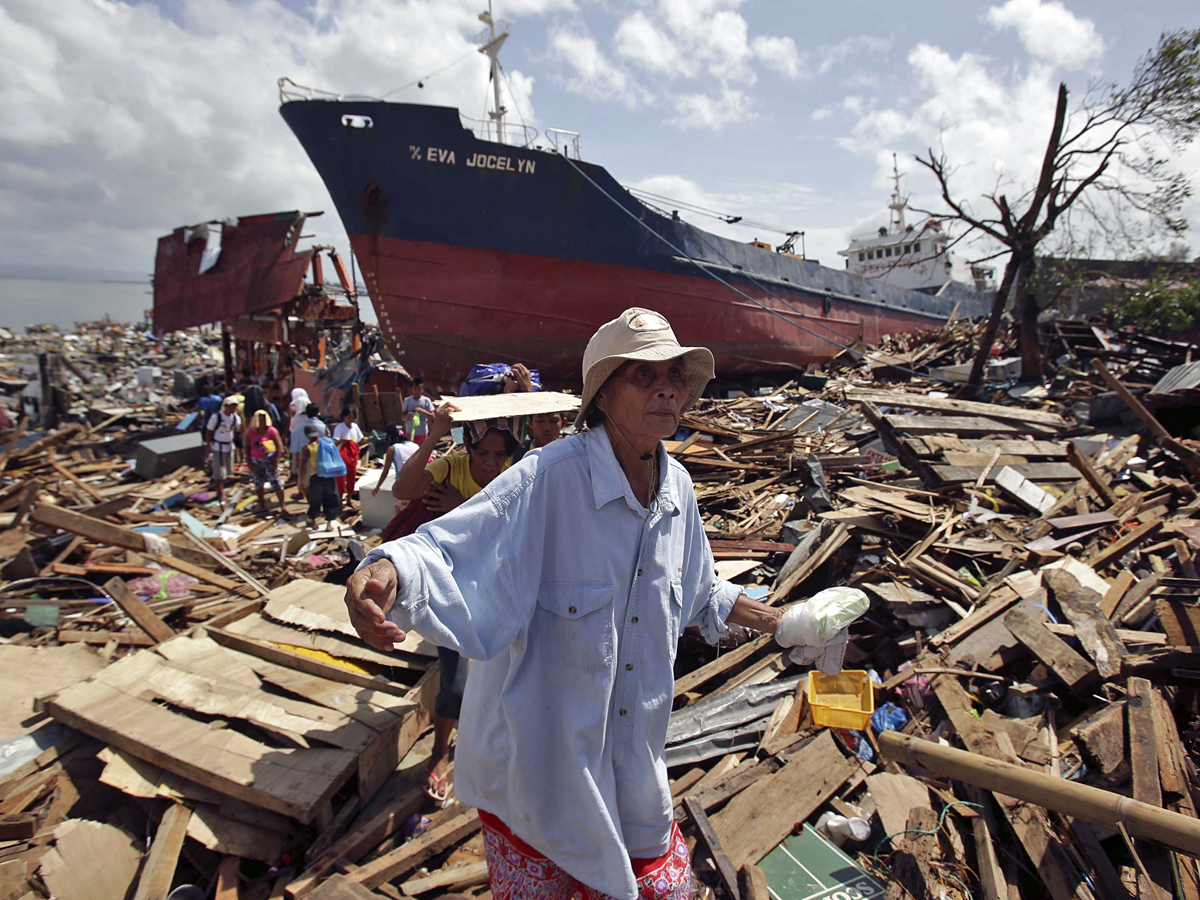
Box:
(576, 308, 715, 429)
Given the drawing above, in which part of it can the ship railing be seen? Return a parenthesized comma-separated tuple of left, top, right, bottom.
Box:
(457, 113, 538, 148)
(474, 21, 512, 47)
(544, 128, 581, 160)
(278, 77, 383, 104)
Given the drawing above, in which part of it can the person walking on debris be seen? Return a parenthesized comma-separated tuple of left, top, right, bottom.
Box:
(290, 402, 327, 500)
(403, 377, 436, 445)
(386, 402, 519, 803)
(244, 409, 286, 511)
(204, 397, 242, 505)
(345, 308, 825, 900)
(370, 424, 421, 505)
(298, 423, 344, 527)
(333, 406, 365, 510)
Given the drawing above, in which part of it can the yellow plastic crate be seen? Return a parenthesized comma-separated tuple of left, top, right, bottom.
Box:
(807, 670, 874, 730)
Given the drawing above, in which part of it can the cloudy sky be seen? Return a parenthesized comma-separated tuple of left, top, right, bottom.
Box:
(1, 0, 1196, 291)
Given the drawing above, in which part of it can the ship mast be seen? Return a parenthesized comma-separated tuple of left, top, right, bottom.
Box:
(478, 2, 509, 144)
(887, 153, 906, 234)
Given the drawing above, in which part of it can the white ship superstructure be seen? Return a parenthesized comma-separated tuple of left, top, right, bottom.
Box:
(839, 159, 994, 293)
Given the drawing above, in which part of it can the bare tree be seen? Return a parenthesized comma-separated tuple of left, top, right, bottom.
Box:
(913, 29, 1200, 390)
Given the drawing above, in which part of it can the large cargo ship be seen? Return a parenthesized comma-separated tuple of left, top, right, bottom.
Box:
(278, 18, 990, 388)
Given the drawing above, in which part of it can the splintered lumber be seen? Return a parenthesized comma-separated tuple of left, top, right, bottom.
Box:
(347, 807, 480, 889)
(711, 730, 854, 867)
(1065, 442, 1119, 506)
(843, 387, 1068, 428)
(1127, 677, 1174, 898)
(305, 874, 385, 900)
(1004, 608, 1097, 692)
(287, 786, 426, 897)
(1086, 515, 1162, 569)
(1092, 358, 1200, 479)
(683, 797, 741, 900)
(132, 803, 193, 900)
(878, 730, 1200, 858)
(674, 634, 771, 698)
(882, 414, 1036, 436)
(215, 856, 240, 900)
(769, 523, 850, 603)
(399, 861, 490, 895)
(1043, 569, 1124, 679)
(739, 865, 770, 900)
(39, 819, 142, 900)
(103, 577, 175, 644)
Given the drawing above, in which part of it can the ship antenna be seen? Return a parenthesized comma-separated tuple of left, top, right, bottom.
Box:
(478, 2, 509, 144)
(888, 153, 906, 234)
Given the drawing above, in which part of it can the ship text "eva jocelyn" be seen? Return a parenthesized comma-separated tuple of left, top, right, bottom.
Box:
(410, 145, 536, 175)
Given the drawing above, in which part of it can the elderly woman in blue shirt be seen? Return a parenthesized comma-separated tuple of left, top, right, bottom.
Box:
(345, 308, 814, 900)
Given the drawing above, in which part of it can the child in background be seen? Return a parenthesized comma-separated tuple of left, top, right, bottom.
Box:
(333, 406, 365, 509)
(244, 410, 286, 511)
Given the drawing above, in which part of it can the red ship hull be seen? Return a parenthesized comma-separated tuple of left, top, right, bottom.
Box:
(356, 235, 948, 389)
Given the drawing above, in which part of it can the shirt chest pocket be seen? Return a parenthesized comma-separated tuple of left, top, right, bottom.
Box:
(535, 581, 615, 672)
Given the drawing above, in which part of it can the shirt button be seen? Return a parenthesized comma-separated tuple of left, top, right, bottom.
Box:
(631, 616, 639, 624)
(568, 606, 577, 614)
(637, 569, 643, 576)
(619, 708, 627, 716)
(625, 663, 633, 671)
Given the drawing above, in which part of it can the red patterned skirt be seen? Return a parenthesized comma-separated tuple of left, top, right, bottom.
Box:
(479, 810, 692, 900)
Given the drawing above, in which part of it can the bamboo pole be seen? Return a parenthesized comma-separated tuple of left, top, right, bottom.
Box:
(878, 732, 1200, 858)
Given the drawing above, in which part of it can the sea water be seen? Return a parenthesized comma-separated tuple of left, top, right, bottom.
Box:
(0, 277, 152, 330)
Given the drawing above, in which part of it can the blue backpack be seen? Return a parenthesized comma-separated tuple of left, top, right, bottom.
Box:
(315, 436, 347, 478)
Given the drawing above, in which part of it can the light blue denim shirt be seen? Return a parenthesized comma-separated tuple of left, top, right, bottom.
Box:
(359, 426, 740, 900)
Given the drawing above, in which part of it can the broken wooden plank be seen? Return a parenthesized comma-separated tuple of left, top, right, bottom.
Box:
(132, 802, 193, 900)
(398, 861, 489, 896)
(348, 807, 480, 890)
(1065, 442, 1119, 506)
(1086, 516, 1162, 570)
(683, 797, 741, 900)
(103, 577, 175, 644)
(711, 730, 854, 867)
(1043, 569, 1125, 679)
(287, 786, 426, 897)
(1127, 677, 1174, 899)
(844, 388, 1068, 427)
(1004, 608, 1098, 693)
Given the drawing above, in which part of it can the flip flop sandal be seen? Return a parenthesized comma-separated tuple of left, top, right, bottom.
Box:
(424, 766, 452, 806)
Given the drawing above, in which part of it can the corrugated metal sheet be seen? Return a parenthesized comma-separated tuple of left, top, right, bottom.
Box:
(152, 211, 316, 332)
(1151, 361, 1200, 396)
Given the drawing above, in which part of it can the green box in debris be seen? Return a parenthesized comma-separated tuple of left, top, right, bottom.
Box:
(757, 825, 885, 900)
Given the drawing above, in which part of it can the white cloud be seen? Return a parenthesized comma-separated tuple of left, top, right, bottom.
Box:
(669, 87, 753, 130)
(811, 107, 833, 121)
(0, 0, 547, 275)
(816, 35, 892, 75)
(549, 30, 649, 107)
(985, 0, 1104, 69)
(614, 11, 692, 77)
(751, 35, 801, 79)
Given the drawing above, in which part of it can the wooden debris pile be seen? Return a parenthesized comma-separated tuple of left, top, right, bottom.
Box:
(2, 321, 1200, 899)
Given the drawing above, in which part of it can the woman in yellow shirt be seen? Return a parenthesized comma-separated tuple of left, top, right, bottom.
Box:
(390, 401, 519, 801)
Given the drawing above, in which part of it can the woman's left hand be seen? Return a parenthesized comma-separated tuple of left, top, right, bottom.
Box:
(424, 480, 464, 513)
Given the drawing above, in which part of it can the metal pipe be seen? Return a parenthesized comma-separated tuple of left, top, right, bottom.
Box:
(878, 731, 1200, 858)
